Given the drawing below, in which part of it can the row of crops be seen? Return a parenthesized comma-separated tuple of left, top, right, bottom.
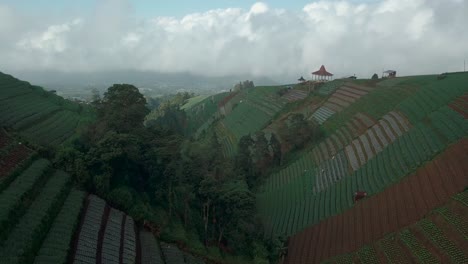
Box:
(220, 102, 271, 142)
(34, 189, 86, 264)
(322, 193, 468, 264)
(0, 167, 72, 264)
(322, 81, 420, 134)
(72, 194, 206, 264)
(214, 123, 238, 157)
(311, 84, 372, 124)
(261, 111, 376, 194)
(0, 72, 95, 147)
(285, 139, 467, 263)
(258, 103, 467, 238)
(213, 86, 288, 157)
(397, 73, 468, 124)
(184, 92, 229, 137)
(0, 155, 203, 264)
(344, 111, 410, 172)
(317, 80, 345, 95)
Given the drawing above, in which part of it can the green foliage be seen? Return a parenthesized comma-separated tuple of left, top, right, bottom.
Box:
(100, 84, 149, 132)
(279, 113, 323, 150)
(108, 186, 134, 211)
(371, 73, 379, 79)
(234, 80, 255, 91)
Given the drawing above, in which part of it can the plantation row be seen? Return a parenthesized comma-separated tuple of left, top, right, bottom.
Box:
(321, 192, 468, 264)
(258, 105, 467, 238)
(396, 73, 468, 124)
(312, 84, 372, 124)
(244, 87, 287, 115)
(184, 92, 229, 137)
(284, 140, 467, 263)
(262, 112, 376, 193)
(321, 81, 420, 134)
(282, 89, 309, 102)
(222, 101, 271, 138)
(317, 80, 345, 96)
(214, 123, 238, 158)
(344, 111, 410, 171)
(0, 147, 204, 264)
(448, 93, 468, 118)
(0, 161, 72, 264)
(73, 194, 206, 264)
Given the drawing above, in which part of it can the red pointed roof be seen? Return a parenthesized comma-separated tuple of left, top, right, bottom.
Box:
(312, 65, 333, 76)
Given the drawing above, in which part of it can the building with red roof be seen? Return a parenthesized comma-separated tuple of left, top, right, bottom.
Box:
(312, 65, 333, 81)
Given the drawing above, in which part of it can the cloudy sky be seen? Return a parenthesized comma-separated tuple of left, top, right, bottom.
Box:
(0, 0, 467, 80)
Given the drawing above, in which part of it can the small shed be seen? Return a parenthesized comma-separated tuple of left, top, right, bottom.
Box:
(383, 70, 396, 78)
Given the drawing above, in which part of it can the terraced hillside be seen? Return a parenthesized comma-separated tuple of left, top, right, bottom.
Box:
(255, 72, 468, 262)
(183, 92, 230, 138)
(214, 86, 287, 157)
(0, 72, 94, 147)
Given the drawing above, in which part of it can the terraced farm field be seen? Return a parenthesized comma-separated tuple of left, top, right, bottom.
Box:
(311, 83, 373, 124)
(183, 92, 230, 137)
(257, 73, 468, 242)
(284, 140, 468, 263)
(282, 89, 309, 102)
(215, 86, 287, 157)
(0, 72, 94, 147)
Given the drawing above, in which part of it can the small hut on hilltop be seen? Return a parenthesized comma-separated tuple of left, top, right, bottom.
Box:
(312, 65, 333, 81)
(383, 70, 396, 78)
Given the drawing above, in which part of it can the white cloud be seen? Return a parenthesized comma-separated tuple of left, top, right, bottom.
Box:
(0, 0, 467, 80)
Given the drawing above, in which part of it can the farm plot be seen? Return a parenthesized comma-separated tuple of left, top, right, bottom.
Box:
(343, 111, 411, 172)
(317, 80, 345, 95)
(448, 94, 468, 118)
(34, 189, 86, 264)
(73, 195, 107, 264)
(0, 170, 71, 264)
(282, 89, 309, 101)
(139, 230, 164, 264)
(0, 159, 50, 236)
(0, 143, 33, 179)
(311, 82, 373, 124)
(71, 194, 172, 264)
(122, 216, 137, 264)
(101, 208, 124, 264)
(397, 73, 468, 124)
(284, 141, 467, 263)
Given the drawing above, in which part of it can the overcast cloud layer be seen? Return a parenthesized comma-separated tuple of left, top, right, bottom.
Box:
(0, 0, 467, 80)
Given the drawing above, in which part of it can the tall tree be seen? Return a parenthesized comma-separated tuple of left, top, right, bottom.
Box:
(101, 84, 149, 133)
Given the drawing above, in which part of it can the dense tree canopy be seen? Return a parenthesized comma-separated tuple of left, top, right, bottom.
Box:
(100, 83, 149, 133)
(56, 83, 272, 263)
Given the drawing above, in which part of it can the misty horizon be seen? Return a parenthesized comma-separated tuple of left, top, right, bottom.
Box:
(1, 0, 467, 82)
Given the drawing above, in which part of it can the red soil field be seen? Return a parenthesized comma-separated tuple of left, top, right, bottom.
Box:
(284, 139, 468, 263)
(0, 144, 32, 178)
